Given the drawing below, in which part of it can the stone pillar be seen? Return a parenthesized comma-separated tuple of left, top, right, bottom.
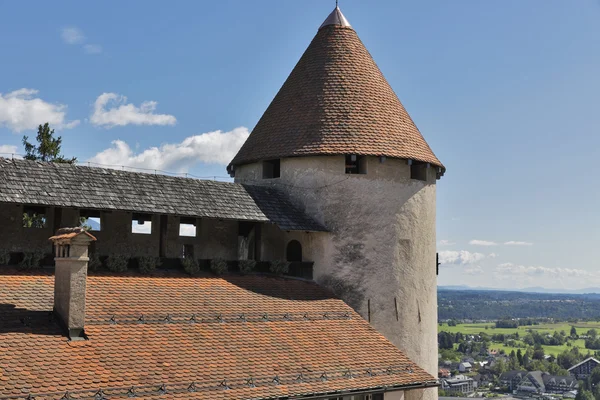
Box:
(49, 227, 96, 340)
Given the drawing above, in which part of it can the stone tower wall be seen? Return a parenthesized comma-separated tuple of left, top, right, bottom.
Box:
(234, 155, 438, 390)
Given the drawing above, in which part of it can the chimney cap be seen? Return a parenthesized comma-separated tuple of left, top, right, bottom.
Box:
(49, 227, 97, 243)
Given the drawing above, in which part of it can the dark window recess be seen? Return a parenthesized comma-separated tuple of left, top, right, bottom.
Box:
(286, 240, 302, 262)
(345, 154, 367, 174)
(182, 244, 194, 259)
(262, 159, 281, 179)
(23, 205, 47, 228)
(410, 163, 428, 181)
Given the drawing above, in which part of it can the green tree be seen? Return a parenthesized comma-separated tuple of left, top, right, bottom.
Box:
(492, 358, 508, 376)
(590, 366, 600, 387)
(509, 350, 519, 370)
(22, 123, 77, 163)
(533, 344, 545, 361)
(22, 213, 45, 228)
(517, 349, 524, 366)
(576, 388, 594, 400)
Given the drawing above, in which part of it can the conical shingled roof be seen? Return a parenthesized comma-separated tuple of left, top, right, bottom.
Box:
(229, 7, 444, 171)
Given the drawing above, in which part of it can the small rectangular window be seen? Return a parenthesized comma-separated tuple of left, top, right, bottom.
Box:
(345, 154, 366, 174)
(182, 244, 194, 259)
(262, 159, 281, 179)
(80, 210, 101, 231)
(23, 205, 47, 228)
(410, 163, 428, 181)
(179, 217, 197, 237)
(132, 213, 152, 234)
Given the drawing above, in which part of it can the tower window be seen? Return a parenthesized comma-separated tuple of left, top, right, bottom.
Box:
(80, 209, 101, 231)
(182, 244, 194, 259)
(345, 155, 366, 174)
(410, 162, 428, 181)
(132, 213, 152, 234)
(23, 205, 47, 228)
(286, 240, 302, 262)
(179, 217, 197, 237)
(262, 159, 281, 179)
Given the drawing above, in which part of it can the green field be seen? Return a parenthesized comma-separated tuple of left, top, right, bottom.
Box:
(439, 321, 600, 335)
(440, 321, 600, 356)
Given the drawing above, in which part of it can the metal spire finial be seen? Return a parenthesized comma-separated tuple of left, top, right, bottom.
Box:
(319, 3, 352, 29)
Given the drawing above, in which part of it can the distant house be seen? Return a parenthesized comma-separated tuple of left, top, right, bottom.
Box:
(439, 368, 451, 378)
(459, 362, 473, 373)
(441, 375, 475, 395)
(568, 357, 600, 379)
(472, 373, 492, 388)
(516, 371, 577, 395)
(500, 370, 528, 391)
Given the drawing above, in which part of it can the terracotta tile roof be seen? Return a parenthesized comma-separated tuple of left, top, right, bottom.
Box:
(0, 271, 437, 399)
(0, 158, 326, 232)
(229, 24, 444, 171)
(48, 227, 97, 242)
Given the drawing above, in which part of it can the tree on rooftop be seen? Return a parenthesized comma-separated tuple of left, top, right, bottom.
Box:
(22, 123, 77, 164)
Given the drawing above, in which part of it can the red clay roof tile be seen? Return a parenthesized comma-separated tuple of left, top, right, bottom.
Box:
(0, 271, 436, 399)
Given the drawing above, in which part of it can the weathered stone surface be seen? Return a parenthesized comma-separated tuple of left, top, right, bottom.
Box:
(235, 155, 438, 400)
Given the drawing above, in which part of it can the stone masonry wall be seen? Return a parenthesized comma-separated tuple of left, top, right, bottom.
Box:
(0, 205, 239, 261)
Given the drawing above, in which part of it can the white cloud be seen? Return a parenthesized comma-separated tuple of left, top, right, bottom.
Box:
(91, 93, 176, 128)
(469, 240, 497, 246)
(61, 27, 102, 55)
(61, 27, 85, 44)
(488, 252, 499, 258)
(438, 240, 455, 246)
(504, 241, 533, 246)
(439, 250, 486, 266)
(0, 89, 80, 133)
(465, 266, 484, 275)
(88, 127, 249, 171)
(496, 263, 592, 278)
(0, 145, 18, 156)
(83, 44, 102, 54)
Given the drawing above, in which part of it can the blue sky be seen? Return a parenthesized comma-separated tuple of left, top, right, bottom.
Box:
(0, 1, 598, 290)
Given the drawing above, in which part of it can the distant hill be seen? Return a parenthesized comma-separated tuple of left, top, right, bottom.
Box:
(438, 285, 600, 295)
(438, 288, 600, 320)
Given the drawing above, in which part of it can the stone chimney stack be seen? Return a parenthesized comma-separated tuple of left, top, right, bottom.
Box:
(49, 227, 96, 340)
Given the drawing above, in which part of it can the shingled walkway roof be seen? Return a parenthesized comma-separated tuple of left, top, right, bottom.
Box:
(0, 158, 325, 232)
(229, 7, 444, 172)
(0, 270, 437, 399)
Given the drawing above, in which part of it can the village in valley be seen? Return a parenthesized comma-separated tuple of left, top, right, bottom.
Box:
(438, 319, 600, 400)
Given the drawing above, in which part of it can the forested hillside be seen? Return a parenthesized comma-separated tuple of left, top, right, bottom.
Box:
(439, 289, 600, 320)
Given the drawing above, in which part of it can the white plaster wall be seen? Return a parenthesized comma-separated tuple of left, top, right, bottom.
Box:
(385, 390, 405, 400)
(259, 223, 327, 263)
(235, 155, 438, 400)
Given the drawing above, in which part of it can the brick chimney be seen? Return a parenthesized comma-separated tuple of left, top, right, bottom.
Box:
(49, 227, 96, 340)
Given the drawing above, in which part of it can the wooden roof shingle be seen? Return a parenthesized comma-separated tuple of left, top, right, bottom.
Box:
(0, 158, 326, 232)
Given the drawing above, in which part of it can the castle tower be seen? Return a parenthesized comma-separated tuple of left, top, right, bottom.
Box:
(229, 7, 444, 400)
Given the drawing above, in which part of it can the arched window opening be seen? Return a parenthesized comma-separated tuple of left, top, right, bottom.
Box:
(286, 240, 302, 262)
